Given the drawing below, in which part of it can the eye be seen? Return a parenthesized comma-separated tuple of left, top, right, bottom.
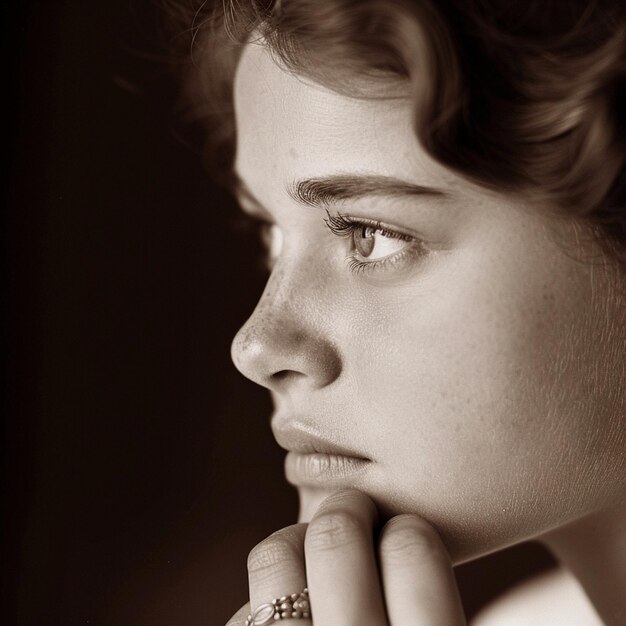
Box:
(352, 224, 411, 260)
(324, 211, 426, 274)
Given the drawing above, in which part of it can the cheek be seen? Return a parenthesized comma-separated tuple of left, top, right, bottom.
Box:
(340, 221, 624, 558)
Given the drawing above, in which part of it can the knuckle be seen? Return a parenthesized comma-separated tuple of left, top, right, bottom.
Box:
(247, 529, 301, 576)
(379, 515, 446, 562)
(306, 509, 363, 553)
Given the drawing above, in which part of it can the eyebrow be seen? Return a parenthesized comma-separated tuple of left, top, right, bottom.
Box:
(288, 174, 447, 207)
(232, 170, 447, 214)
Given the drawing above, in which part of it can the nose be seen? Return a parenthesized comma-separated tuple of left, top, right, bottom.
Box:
(230, 265, 342, 393)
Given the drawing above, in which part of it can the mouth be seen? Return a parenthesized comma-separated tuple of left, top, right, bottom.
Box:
(284, 451, 370, 487)
(272, 419, 371, 487)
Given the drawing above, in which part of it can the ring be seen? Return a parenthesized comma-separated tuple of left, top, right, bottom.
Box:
(245, 588, 310, 625)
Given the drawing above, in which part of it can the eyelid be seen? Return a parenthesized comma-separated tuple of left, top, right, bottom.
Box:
(323, 210, 432, 275)
(324, 210, 418, 242)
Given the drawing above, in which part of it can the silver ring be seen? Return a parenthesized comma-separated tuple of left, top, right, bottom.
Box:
(245, 588, 310, 625)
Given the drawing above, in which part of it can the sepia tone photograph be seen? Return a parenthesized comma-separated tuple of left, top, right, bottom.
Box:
(4, 1, 625, 624)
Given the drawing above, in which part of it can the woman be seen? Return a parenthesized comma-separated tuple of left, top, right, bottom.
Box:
(179, 0, 625, 623)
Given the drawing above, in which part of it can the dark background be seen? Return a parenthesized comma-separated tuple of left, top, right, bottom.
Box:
(3, 1, 555, 624)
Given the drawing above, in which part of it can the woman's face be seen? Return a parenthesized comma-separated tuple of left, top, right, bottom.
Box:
(231, 41, 625, 563)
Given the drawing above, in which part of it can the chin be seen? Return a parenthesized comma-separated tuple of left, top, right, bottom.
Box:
(295, 485, 549, 566)
(297, 487, 337, 524)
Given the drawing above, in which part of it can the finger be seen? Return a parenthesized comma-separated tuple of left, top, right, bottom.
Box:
(304, 489, 388, 625)
(378, 514, 465, 625)
(246, 523, 311, 623)
(225, 602, 250, 626)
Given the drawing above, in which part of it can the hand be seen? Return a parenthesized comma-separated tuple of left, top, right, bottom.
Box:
(226, 489, 466, 625)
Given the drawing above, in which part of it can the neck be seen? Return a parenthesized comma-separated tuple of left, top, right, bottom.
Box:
(540, 503, 626, 626)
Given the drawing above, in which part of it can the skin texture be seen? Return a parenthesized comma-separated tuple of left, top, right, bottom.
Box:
(228, 39, 626, 623)
(229, 491, 466, 626)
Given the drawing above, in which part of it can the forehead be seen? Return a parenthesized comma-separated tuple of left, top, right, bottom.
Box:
(233, 41, 459, 200)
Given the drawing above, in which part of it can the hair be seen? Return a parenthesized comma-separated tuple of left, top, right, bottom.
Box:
(169, 0, 626, 270)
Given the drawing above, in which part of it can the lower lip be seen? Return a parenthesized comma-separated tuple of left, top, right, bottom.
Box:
(285, 452, 371, 487)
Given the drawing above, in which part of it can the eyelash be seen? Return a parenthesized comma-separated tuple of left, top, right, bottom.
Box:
(323, 211, 427, 274)
(236, 211, 428, 276)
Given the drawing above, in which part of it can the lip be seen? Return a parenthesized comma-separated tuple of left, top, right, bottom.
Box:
(284, 451, 370, 487)
(272, 419, 372, 487)
(272, 419, 369, 457)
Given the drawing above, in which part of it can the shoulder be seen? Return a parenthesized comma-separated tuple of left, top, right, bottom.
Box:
(470, 566, 604, 626)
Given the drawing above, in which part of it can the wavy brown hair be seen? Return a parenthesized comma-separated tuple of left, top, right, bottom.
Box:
(171, 0, 626, 269)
